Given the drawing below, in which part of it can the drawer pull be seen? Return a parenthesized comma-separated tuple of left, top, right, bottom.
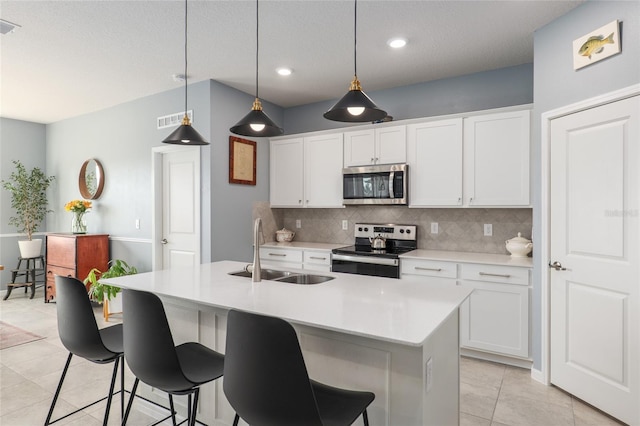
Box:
(415, 267, 442, 272)
(309, 256, 326, 260)
(479, 272, 511, 278)
(268, 253, 287, 257)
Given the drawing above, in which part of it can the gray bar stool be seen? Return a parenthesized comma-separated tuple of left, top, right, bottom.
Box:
(46, 276, 124, 426)
(224, 309, 375, 426)
(121, 289, 225, 426)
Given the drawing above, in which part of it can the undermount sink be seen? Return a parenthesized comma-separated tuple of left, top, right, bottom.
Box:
(228, 269, 294, 281)
(276, 274, 334, 285)
(228, 269, 334, 285)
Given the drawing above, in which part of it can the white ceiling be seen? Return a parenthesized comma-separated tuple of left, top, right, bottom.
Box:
(0, 0, 584, 124)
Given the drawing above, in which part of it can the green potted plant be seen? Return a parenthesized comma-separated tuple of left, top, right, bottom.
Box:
(1, 160, 55, 258)
(84, 259, 137, 321)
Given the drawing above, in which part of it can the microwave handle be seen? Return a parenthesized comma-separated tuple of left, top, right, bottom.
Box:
(389, 171, 395, 199)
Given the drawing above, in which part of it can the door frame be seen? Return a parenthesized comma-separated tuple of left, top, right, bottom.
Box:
(151, 145, 202, 271)
(538, 83, 640, 385)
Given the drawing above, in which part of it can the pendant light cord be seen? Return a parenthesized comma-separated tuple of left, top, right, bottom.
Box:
(184, 0, 189, 116)
(255, 0, 259, 100)
(354, 0, 357, 78)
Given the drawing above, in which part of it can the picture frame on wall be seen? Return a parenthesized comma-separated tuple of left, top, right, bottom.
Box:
(573, 20, 621, 70)
(229, 136, 256, 185)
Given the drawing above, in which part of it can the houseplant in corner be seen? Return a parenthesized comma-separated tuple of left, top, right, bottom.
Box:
(1, 160, 55, 258)
(84, 259, 138, 321)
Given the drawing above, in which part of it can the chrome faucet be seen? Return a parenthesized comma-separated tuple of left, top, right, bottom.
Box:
(251, 218, 262, 282)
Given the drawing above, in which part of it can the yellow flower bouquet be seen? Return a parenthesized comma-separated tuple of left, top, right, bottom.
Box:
(65, 199, 92, 233)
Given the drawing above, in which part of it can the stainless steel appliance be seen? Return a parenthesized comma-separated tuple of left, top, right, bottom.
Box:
(342, 163, 408, 205)
(332, 223, 417, 278)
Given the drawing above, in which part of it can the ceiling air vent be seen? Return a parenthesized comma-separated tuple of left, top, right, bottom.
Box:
(157, 110, 193, 130)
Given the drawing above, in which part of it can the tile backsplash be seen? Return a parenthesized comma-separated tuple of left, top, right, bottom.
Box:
(253, 202, 532, 255)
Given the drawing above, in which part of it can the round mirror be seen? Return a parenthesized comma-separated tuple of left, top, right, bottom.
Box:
(79, 159, 105, 199)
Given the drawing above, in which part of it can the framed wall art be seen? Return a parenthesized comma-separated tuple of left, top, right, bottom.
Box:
(229, 136, 256, 185)
(573, 20, 621, 70)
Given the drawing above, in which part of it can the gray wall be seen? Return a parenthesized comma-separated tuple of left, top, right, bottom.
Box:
(283, 63, 533, 134)
(530, 0, 640, 370)
(0, 118, 48, 290)
(209, 81, 277, 262)
(44, 79, 280, 274)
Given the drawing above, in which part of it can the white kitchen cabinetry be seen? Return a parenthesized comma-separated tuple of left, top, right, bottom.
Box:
(270, 138, 304, 207)
(343, 125, 406, 167)
(463, 110, 530, 206)
(400, 258, 458, 286)
(303, 133, 344, 208)
(259, 246, 332, 272)
(270, 134, 343, 208)
(459, 264, 530, 358)
(259, 246, 304, 270)
(302, 250, 332, 272)
(407, 118, 463, 207)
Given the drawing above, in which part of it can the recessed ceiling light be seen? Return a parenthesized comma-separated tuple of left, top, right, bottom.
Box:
(276, 67, 292, 76)
(387, 38, 407, 49)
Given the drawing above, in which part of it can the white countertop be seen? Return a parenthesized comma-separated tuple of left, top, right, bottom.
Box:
(401, 249, 533, 268)
(261, 241, 346, 250)
(104, 260, 472, 347)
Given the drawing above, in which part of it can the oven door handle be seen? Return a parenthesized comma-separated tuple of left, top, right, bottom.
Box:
(332, 253, 399, 266)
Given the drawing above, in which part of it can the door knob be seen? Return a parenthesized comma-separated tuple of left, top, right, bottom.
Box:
(161, 238, 168, 245)
(549, 261, 566, 271)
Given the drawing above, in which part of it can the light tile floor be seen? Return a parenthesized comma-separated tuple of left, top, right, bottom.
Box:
(1, 288, 626, 426)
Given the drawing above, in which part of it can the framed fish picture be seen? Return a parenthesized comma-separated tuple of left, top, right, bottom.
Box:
(573, 20, 620, 70)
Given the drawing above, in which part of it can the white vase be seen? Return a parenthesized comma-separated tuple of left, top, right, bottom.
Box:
(18, 239, 42, 258)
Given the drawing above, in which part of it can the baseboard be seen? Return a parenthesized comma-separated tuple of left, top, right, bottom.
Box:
(460, 348, 533, 369)
(530, 366, 548, 385)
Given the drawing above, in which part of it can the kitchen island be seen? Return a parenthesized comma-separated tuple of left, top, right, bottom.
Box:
(104, 260, 472, 425)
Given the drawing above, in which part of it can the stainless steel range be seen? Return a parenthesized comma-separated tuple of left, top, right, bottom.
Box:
(331, 223, 417, 278)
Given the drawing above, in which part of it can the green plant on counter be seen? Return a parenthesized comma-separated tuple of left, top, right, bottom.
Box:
(84, 259, 138, 303)
(1, 160, 55, 240)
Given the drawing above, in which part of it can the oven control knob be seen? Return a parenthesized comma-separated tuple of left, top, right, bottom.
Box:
(358, 227, 363, 232)
(364, 227, 369, 232)
(406, 229, 411, 234)
(399, 229, 404, 233)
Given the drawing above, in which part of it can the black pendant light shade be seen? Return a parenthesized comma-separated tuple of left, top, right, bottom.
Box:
(162, 115, 209, 145)
(163, 0, 208, 145)
(324, 0, 386, 123)
(230, 98, 283, 137)
(230, 0, 284, 137)
(323, 77, 387, 122)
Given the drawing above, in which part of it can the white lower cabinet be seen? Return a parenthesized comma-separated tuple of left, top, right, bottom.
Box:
(459, 264, 530, 358)
(400, 258, 457, 286)
(260, 246, 332, 272)
(303, 250, 331, 272)
(259, 247, 303, 270)
(401, 257, 531, 360)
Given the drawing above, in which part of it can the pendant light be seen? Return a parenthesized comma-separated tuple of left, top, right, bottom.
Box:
(324, 0, 387, 123)
(230, 0, 283, 137)
(163, 0, 208, 145)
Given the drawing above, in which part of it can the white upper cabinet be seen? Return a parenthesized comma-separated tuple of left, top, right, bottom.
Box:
(270, 138, 304, 207)
(270, 134, 344, 208)
(407, 118, 463, 207)
(344, 125, 406, 166)
(463, 110, 531, 206)
(304, 133, 344, 208)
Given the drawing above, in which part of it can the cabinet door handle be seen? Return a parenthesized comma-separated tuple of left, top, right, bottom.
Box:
(309, 256, 326, 260)
(268, 253, 287, 257)
(469, 197, 473, 204)
(478, 272, 511, 278)
(371, 157, 375, 163)
(415, 267, 442, 272)
(161, 238, 168, 245)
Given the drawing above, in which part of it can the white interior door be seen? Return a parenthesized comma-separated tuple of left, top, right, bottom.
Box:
(161, 147, 201, 269)
(550, 95, 639, 425)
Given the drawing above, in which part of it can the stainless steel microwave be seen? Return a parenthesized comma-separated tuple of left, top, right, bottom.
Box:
(342, 163, 408, 205)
